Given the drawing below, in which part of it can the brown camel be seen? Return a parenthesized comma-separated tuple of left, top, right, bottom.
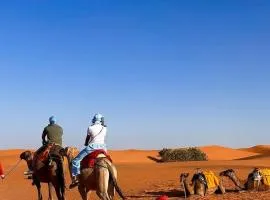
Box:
(63, 146, 125, 200)
(20, 145, 65, 200)
(180, 171, 225, 197)
(220, 168, 270, 191)
(219, 169, 245, 191)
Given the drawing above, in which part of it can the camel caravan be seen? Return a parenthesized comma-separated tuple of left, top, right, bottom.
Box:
(14, 114, 270, 199)
(19, 114, 126, 200)
(20, 146, 125, 200)
(179, 167, 270, 198)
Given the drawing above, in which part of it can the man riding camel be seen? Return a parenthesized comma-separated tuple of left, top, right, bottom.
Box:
(24, 116, 64, 175)
(42, 116, 63, 147)
(69, 113, 107, 188)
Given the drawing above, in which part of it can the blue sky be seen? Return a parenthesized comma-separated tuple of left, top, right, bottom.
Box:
(0, 0, 269, 149)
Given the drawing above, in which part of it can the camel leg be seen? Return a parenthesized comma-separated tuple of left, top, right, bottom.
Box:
(32, 175, 42, 200)
(219, 183, 226, 194)
(107, 178, 115, 200)
(48, 183, 54, 200)
(96, 169, 110, 200)
(96, 191, 110, 200)
(34, 179, 42, 200)
(108, 167, 116, 199)
(78, 184, 88, 200)
(53, 185, 63, 200)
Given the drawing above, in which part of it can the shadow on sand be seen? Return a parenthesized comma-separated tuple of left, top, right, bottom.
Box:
(146, 189, 184, 198)
(127, 188, 244, 199)
(147, 156, 163, 163)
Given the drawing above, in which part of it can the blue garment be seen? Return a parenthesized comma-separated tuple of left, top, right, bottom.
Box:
(49, 116, 56, 124)
(71, 143, 107, 176)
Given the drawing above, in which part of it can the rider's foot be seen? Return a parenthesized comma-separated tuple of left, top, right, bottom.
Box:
(69, 176, 79, 189)
(24, 170, 33, 175)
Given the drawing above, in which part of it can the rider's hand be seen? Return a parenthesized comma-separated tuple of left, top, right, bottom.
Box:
(1, 175, 5, 179)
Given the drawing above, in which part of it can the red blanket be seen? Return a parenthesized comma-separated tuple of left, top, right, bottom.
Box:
(81, 150, 112, 169)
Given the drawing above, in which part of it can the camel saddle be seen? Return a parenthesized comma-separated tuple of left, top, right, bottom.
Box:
(259, 169, 270, 186)
(33, 143, 63, 166)
(203, 170, 220, 189)
(81, 149, 112, 169)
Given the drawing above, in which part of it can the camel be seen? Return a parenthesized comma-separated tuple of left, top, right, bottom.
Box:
(63, 146, 126, 200)
(180, 170, 225, 197)
(20, 145, 65, 200)
(220, 168, 270, 191)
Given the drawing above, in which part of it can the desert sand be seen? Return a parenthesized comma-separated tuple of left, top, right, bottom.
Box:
(1, 145, 270, 199)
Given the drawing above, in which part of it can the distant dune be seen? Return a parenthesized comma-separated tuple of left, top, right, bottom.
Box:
(0, 145, 268, 164)
(239, 145, 270, 154)
(109, 145, 261, 162)
(236, 145, 270, 160)
(199, 145, 259, 160)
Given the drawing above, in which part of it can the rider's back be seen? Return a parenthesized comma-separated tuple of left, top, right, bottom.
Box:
(43, 124, 63, 146)
(88, 123, 107, 144)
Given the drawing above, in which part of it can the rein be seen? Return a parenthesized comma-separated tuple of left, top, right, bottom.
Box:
(4, 159, 22, 178)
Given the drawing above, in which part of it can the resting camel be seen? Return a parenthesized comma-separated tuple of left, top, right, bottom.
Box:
(220, 168, 270, 191)
(20, 144, 65, 200)
(180, 170, 225, 197)
(63, 146, 126, 200)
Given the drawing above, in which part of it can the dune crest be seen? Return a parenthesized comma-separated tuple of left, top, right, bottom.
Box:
(199, 145, 259, 160)
(239, 145, 270, 154)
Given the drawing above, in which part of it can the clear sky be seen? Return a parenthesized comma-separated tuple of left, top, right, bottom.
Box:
(0, 0, 269, 150)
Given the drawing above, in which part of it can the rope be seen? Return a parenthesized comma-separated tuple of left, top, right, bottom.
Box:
(182, 180, 187, 199)
(4, 159, 22, 178)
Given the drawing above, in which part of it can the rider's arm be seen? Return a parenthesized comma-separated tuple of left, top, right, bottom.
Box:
(84, 127, 93, 146)
(42, 128, 47, 144)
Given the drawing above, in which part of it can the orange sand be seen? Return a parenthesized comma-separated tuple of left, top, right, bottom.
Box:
(1, 145, 270, 199)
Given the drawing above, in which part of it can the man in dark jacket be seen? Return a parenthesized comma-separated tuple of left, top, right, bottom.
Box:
(23, 116, 64, 176)
(42, 116, 63, 146)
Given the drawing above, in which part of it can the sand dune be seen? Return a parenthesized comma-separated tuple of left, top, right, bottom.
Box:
(110, 145, 260, 163)
(239, 145, 270, 154)
(0, 145, 260, 164)
(199, 145, 259, 160)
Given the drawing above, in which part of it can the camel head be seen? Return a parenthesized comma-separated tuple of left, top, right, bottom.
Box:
(220, 169, 244, 190)
(192, 172, 207, 186)
(61, 147, 79, 160)
(250, 168, 262, 182)
(220, 169, 235, 178)
(20, 150, 33, 161)
(180, 173, 189, 182)
(244, 168, 263, 191)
